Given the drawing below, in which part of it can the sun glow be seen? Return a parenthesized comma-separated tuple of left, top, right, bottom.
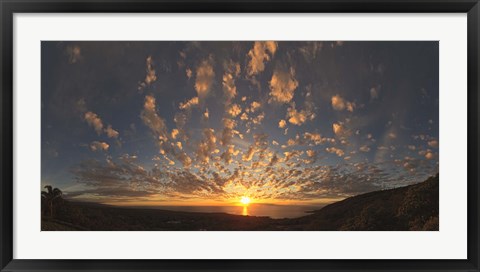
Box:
(240, 196, 251, 205)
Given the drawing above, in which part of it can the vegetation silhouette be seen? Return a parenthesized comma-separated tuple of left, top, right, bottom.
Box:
(41, 185, 64, 218)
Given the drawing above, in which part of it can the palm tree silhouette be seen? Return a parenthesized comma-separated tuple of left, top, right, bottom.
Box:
(41, 185, 63, 217)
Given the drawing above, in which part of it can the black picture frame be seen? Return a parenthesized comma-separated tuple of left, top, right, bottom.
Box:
(1, 0, 479, 271)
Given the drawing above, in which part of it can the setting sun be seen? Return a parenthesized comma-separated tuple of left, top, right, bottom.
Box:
(240, 196, 251, 205)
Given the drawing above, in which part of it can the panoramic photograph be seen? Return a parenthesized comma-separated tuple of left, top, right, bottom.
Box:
(41, 41, 439, 231)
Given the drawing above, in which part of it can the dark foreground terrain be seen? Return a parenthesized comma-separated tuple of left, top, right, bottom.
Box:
(42, 174, 439, 231)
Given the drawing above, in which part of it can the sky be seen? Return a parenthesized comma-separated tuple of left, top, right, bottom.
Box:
(41, 41, 439, 206)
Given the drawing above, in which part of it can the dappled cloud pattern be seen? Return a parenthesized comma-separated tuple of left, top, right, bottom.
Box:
(41, 41, 439, 205)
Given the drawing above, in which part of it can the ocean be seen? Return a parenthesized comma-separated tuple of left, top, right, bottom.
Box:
(148, 204, 325, 219)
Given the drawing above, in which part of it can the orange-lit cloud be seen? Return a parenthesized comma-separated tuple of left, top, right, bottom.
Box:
(105, 125, 119, 138)
(222, 60, 241, 102)
(186, 68, 192, 79)
(90, 141, 109, 152)
(197, 128, 217, 164)
(84, 111, 104, 135)
(304, 132, 326, 145)
(144, 56, 157, 85)
(425, 151, 434, 160)
(333, 122, 346, 137)
(331, 95, 355, 112)
(84, 110, 119, 138)
(326, 147, 345, 157)
(227, 104, 242, 117)
(171, 129, 179, 139)
(359, 145, 371, 152)
(141, 95, 168, 142)
(428, 140, 439, 148)
(247, 41, 277, 76)
(286, 102, 315, 126)
(179, 96, 199, 110)
(269, 68, 299, 104)
(195, 59, 215, 99)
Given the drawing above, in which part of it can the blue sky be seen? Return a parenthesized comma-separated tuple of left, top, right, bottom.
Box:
(41, 41, 439, 205)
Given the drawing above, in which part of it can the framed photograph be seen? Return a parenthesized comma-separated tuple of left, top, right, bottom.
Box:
(1, 0, 479, 271)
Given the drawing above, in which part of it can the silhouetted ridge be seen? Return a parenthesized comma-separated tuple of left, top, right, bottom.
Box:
(42, 174, 439, 231)
(285, 174, 439, 230)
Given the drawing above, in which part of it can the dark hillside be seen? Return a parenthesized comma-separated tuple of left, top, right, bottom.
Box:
(283, 174, 439, 231)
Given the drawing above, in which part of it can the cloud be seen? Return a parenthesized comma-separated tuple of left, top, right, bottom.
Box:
(428, 140, 439, 148)
(359, 145, 371, 152)
(175, 141, 183, 150)
(269, 68, 299, 104)
(171, 129, 179, 139)
(247, 41, 277, 76)
(326, 147, 345, 157)
(141, 95, 168, 142)
(227, 104, 242, 117)
(186, 68, 192, 79)
(70, 158, 161, 199)
(176, 152, 193, 167)
(138, 56, 157, 91)
(333, 122, 349, 137)
(90, 141, 109, 152)
(304, 132, 327, 145)
(283, 150, 302, 162)
(331, 95, 345, 110)
(222, 61, 241, 102)
(173, 113, 187, 132)
(331, 95, 355, 112)
(249, 101, 261, 113)
(223, 73, 237, 102)
(287, 107, 307, 126)
(179, 96, 199, 110)
(425, 151, 434, 160)
(286, 102, 315, 126)
(252, 112, 265, 125)
(287, 138, 297, 146)
(221, 145, 239, 164)
(299, 42, 323, 61)
(69, 151, 436, 203)
(241, 134, 269, 162)
(242, 146, 256, 162)
(268, 153, 280, 167)
(84, 111, 104, 135)
(144, 56, 157, 85)
(195, 59, 215, 99)
(84, 111, 119, 138)
(66, 45, 82, 64)
(197, 128, 217, 164)
(240, 112, 248, 121)
(105, 125, 119, 138)
(165, 156, 176, 165)
(221, 118, 237, 146)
